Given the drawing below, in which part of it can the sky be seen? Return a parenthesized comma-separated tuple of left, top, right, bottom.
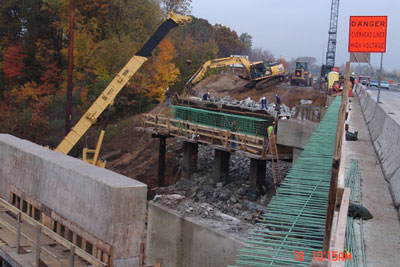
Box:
(191, 0, 399, 71)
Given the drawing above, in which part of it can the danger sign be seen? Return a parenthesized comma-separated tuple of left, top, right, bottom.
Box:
(348, 16, 387, 53)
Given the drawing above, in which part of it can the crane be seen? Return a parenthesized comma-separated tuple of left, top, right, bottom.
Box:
(325, 0, 340, 74)
(54, 12, 192, 167)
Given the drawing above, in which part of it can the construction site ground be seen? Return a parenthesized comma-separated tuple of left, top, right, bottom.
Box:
(93, 71, 329, 238)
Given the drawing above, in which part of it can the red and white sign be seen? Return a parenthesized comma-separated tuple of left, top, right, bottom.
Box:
(348, 16, 387, 53)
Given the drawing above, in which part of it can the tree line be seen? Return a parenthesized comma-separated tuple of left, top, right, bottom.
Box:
(0, 0, 253, 144)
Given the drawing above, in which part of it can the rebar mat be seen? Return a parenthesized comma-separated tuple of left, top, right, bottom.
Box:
(229, 96, 342, 267)
(169, 105, 272, 137)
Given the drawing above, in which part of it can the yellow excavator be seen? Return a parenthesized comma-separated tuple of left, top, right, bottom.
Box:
(54, 12, 192, 167)
(185, 57, 287, 91)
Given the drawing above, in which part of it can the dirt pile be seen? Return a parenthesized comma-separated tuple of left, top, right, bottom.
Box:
(100, 104, 179, 188)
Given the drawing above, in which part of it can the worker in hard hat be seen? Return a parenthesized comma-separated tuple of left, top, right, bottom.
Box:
(260, 96, 267, 109)
(274, 94, 281, 114)
(165, 87, 171, 105)
(350, 72, 356, 89)
(202, 91, 210, 101)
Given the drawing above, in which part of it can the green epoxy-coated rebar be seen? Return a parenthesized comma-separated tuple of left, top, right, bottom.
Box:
(228, 97, 342, 267)
(344, 160, 366, 267)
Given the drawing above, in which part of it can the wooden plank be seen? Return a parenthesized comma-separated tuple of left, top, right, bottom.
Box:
(0, 198, 106, 267)
(330, 188, 351, 267)
(145, 120, 265, 151)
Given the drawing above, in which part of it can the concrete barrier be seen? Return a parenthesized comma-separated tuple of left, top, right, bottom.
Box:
(356, 88, 400, 209)
(145, 202, 246, 267)
(0, 134, 147, 266)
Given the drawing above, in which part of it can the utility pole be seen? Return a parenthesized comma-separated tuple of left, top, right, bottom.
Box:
(66, 0, 75, 135)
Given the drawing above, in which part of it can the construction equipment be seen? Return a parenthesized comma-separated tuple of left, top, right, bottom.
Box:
(185, 57, 287, 91)
(290, 61, 312, 86)
(54, 12, 192, 167)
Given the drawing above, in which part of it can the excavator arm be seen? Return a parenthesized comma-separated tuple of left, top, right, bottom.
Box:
(185, 57, 252, 89)
(55, 12, 192, 155)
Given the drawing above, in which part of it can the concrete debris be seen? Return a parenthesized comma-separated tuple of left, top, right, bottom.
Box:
(154, 144, 291, 235)
(300, 99, 313, 105)
(197, 92, 295, 119)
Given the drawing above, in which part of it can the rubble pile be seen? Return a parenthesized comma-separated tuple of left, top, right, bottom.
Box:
(196, 94, 295, 118)
(154, 144, 291, 236)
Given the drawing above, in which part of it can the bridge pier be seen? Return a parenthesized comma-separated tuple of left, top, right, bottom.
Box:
(249, 158, 267, 200)
(214, 148, 230, 183)
(182, 141, 198, 179)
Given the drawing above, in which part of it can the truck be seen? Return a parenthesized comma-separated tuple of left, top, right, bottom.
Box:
(54, 12, 192, 167)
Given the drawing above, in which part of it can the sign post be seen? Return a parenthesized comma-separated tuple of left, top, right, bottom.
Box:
(348, 16, 387, 102)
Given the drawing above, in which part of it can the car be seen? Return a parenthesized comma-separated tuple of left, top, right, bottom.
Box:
(380, 81, 390, 89)
(359, 76, 370, 86)
(370, 80, 378, 87)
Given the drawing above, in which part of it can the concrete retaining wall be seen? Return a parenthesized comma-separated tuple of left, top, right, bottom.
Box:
(145, 202, 246, 267)
(0, 134, 147, 266)
(277, 119, 318, 149)
(356, 86, 400, 208)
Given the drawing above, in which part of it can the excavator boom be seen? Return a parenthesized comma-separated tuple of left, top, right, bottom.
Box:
(185, 56, 287, 90)
(55, 12, 191, 155)
(185, 57, 252, 89)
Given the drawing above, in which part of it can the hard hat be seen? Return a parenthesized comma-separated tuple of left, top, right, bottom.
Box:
(263, 96, 266, 99)
(166, 87, 169, 90)
(274, 94, 278, 97)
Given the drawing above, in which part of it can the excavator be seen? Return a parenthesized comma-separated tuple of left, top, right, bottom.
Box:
(54, 12, 192, 167)
(184, 57, 287, 91)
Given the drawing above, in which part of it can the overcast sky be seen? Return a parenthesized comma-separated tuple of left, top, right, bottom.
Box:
(191, 0, 399, 71)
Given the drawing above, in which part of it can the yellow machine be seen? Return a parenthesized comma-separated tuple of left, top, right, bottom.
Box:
(185, 57, 287, 91)
(290, 61, 312, 86)
(54, 12, 192, 167)
(328, 71, 340, 91)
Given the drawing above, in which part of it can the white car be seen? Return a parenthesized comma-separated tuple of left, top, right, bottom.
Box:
(380, 81, 390, 89)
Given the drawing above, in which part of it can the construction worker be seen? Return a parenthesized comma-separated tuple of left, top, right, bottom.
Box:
(268, 122, 275, 137)
(165, 87, 171, 105)
(230, 121, 239, 148)
(274, 94, 281, 114)
(350, 72, 356, 89)
(202, 91, 210, 101)
(260, 96, 267, 109)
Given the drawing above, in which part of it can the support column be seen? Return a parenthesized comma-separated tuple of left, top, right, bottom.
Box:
(249, 158, 267, 200)
(158, 136, 166, 187)
(182, 141, 198, 179)
(214, 149, 230, 183)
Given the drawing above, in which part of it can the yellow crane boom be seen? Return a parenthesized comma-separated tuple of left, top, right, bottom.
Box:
(55, 12, 192, 156)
